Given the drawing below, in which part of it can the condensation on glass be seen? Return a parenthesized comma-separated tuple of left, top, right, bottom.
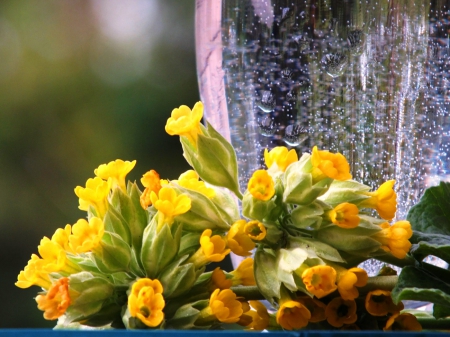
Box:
(196, 0, 450, 220)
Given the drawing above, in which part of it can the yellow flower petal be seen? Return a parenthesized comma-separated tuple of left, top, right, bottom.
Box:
(247, 170, 275, 201)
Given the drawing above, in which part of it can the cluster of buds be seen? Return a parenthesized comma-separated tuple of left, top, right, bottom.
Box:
(15, 101, 420, 331)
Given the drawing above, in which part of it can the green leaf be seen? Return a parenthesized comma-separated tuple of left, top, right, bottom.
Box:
(254, 247, 281, 304)
(178, 231, 201, 257)
(433, 304, 450, 319)
(96, 231, 132, 272)
(158, 255, 196, 298)
(164, 300, 209, 329)
(103, 209, 131, 245)
(407, 182, 450, 235)
(315, 226, 381, 254)
(410, 231, 450, 264)
(392, 266, 450, 310)
(290, 236, 346, 263)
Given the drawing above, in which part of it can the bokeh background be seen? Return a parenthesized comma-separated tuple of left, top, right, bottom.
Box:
(0, 0, 214, 327)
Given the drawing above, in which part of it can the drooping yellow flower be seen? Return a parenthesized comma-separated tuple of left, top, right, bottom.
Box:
(359, 180, 397, 220)
(302, 265, 337, 298)
(227, 220, 255, 257)
(35, 277, 71, 320)
(165, 101, 204, 148)
(365, 290, 404, 316)
(328, 203, 360, 229)
(297, 297, 327, 323)
(16, 254, 51, 289)
(38, 237, 69, 272)
(336, 267, 368, 300)
(276, 300, 311, 330)
(68, 217, 104, 254)
(246, 300, 270, 330)
(384, 312, 422, 331)
(74, 177, 111, 218)
(325, 297, 357, 328)
(201, 229, 230, 262)
(373, 221, 412, 259)
(244, 220, 267, 241)
(209, 267, 232, 291)
(247, 169, 275, 201)
(150, 187, 191, 230)
(128, 278, 165, 328)
(230, 257, 256, 286)
(177, 170, 216, 198)
(51, 224, 73, 253)
(140, 170, 162, 209)
(311, 146, 352, 181)
(264, 146, 298, 172)
(209, 288, 243, 323)
(94, 159, 136, 191)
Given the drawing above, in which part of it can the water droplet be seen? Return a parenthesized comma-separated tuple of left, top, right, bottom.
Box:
(321, 52, 348, 77)
(283, 124, 308, 146)
(257, 90, 276, 112)
(286, 90, 297, 102)
(347, 29, 365, 56)
(281, 68, 293, 80)
(258, 117, 276, 136)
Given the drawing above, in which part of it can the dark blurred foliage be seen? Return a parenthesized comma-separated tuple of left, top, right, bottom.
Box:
(0, 0, 211, 327)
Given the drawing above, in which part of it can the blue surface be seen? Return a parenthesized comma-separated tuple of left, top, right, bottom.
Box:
(0, 330, 448, 337)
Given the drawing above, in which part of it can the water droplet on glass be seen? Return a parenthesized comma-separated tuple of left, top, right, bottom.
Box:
(257, 90, 276, 112)
(258, 117, 276, 136)
(281, 68, 293, 80)
(321, 52, 348, 77)
(286, 90, 297, 102)
(283, 124, 308, 146)
(347, 29, 365, 56)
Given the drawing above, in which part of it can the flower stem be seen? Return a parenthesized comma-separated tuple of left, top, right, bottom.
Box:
(358, 275, 398, 294)
(417, 318, 450, 330)
(230, 286, 265, 300)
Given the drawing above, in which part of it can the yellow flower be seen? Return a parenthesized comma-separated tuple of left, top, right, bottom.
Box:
(140, 170, 162, 209)
(297, 297, 327, 323)
(328, 203, 360, 229)
(230, 257, 256, 286)
(247, 169, 275, 201)
(360, 180, 397, 220)
(325, 297, 357, 328)
(264, 146, 298, 172)
(246, 301, 270, 330)
(128, 278, 165, 328)
(384, 312, 422, 331)
(150, 187, 191, 230)
(227, 220, 255, 257)
(365, 289, 404, 316)
(276, 300, 311, 330)
(209, 288, 243, 323)
(302, 265, 337, 298)
(16, 254, 51, 289)
(201, 229, 230, 262)
(177, 170, 216, 198)
(74, 177, 111, 218)
(209, 267, 232, 291)
(165, 101, 204, 147)
(94, 159, 136, 191)
(337, 267, 368, 300)
(38, 237, 69, 272)
(35, 277, 71, 320)
(51, 225, 73, 253)
(311, 146, 352, 181)
(69, 217, 104, 254)
(373, 221, 412, 259)
(244, 220, 266, 241)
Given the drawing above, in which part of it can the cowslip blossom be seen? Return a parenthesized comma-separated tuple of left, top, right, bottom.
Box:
(51, 225, 73, 253)
(373, 221, 412, 259)
(384, 313, 422, 331)
(336, 267, 368, 300)
(94, 159, 136, 191)
(227, 220, 255, 257)
(301, 265, 337, 298)
(359, 180, 397, 220)
(325, 297, 357, 328)
(140, 170, 162, 209)
(208, 289, 243, 323)
(230, 257, 256, 286)
(244, 220, 266, 241)
(188, 229, 230, 268)
(328, 202, 360, 229)
(264, 146, 298, 172)
(209, 267, 232, 291)
(311, 146, 352, 181)
(16, 254, 51, 289)
(246, 301, 270, 330)
(276, 300, 311, 330)
(176, 170, 215, 198)
(248, 169, 275, 201)
(165, 102, 203, 148)
(35, 277, 71, 320)
(297, 297, 327, 323)
(150, 187, 191, 230)
(128, 278, 165, 328)
(69, 217, 104, 254)
(74, 177, 111, 218)
(365, 290, 404, 316)
(37, 237, 71, 273)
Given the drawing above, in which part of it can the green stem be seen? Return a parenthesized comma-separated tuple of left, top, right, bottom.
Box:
(375, 253, 416, 268)
(358, 275, 398, 294)
(417, 318, 450, 330)
(231, 286, 265, 300)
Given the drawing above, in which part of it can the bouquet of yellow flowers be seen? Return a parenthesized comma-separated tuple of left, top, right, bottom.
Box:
(16, 102, 450, 331)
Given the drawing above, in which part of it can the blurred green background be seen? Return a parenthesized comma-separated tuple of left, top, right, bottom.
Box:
(0, 0, 202, 327)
